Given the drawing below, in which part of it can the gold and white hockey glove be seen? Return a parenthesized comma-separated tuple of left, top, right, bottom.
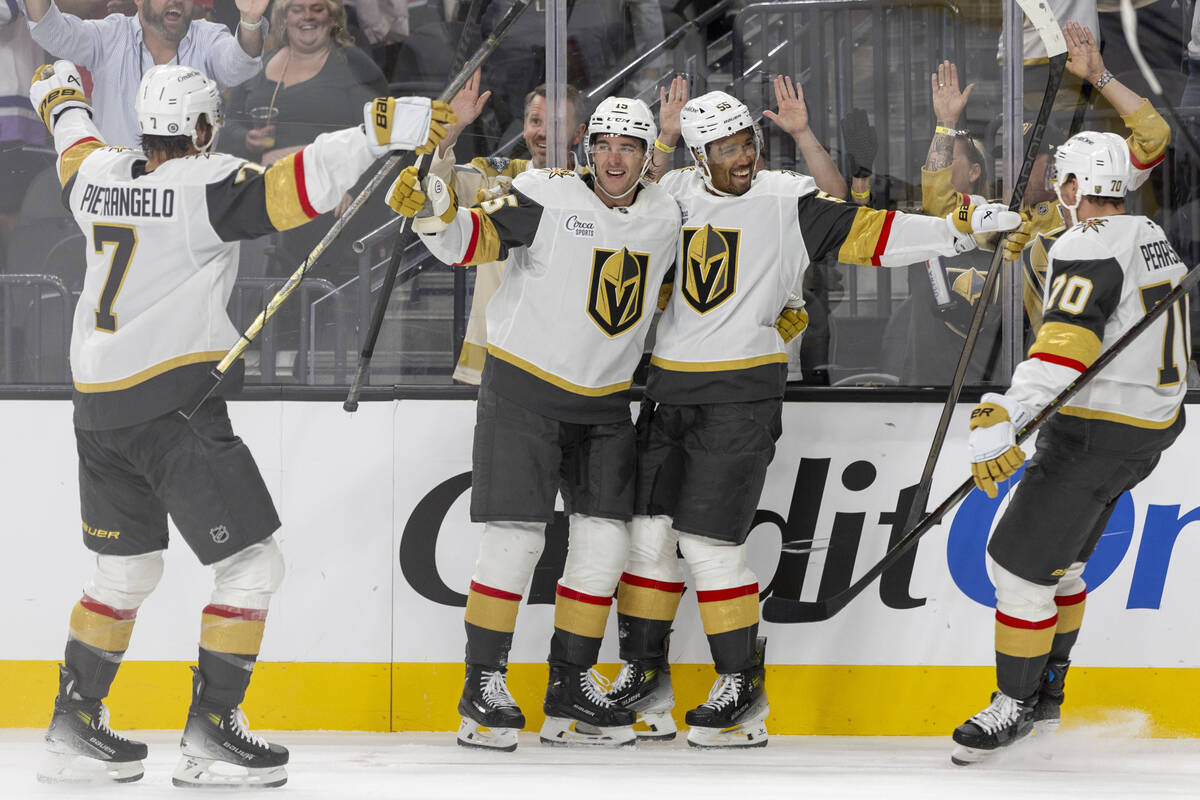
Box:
(947, 202, 1022, 253)
(775, 307, 809, 343)
(386, 165, 457, 233)
(30, 60, 91, 131)
(967, 392, 1031, 498)
(1001, 201, 1063, 262)
(363, 97, 457, 157)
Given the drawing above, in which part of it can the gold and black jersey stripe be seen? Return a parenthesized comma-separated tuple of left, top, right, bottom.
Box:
(456, 188, 545, 265)
(205, 152, 320, 242)
(1029, 256, 1123, 373)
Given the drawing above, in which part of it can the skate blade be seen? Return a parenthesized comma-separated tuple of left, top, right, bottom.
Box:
(685, 721, 768, 749)
(950, 727, 1038, 767)
(37, 750, 143, 784)
(172, 755, 287, 788)
(539, 717, 637, 747)
(633, 710, 678, 741)
(457, 717, 519, 752)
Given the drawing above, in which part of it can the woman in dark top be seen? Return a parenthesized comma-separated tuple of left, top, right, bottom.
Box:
(225, 0, 389, 164)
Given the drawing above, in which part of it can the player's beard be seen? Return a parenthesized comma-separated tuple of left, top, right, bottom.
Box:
(142, 3, 192, 43)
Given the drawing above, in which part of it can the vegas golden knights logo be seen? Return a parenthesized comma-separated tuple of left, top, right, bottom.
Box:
(681, 224, 740, 313)
(587, 247, 649, 337)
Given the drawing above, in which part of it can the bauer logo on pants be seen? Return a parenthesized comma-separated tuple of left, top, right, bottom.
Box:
(587, 247, 649, 337)
(681, 224, 740, 313)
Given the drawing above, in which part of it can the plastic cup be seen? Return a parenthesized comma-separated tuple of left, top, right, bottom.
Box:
(250, 106, 279, 149)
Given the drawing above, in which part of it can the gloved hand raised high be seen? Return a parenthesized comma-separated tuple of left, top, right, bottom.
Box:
(363, 97, 457, 157)
(385, 165, 458, 233)
(30, 60, 91, 131)
(967, 391, 1031, 498)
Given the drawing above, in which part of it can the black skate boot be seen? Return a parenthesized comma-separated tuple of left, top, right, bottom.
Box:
(539, 665, 636, 747)
(457, 664, 525, 751)
(684, 667, 768, 748)
(173, 667, 288, 788)
(1031, 659, 1070, 734)
(38, 664, 147, 784)
(951, 690, 1036, 765)
(607, 660, 676, 740)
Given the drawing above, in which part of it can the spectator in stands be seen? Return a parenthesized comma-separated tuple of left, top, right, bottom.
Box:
(1, 0, 45, 255)
(224, 0, 387, 167)
(21, 0, 268, 146)
(430, 76, 587, 384)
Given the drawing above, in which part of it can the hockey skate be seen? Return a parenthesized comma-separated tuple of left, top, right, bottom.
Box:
(172, 668, 288, 788)
(685, 636, 768, 748)
(37, 664, 147, 784)
(539, 665, 637, 747)
(1031, 659, 1070, 734)
(607, 660, 676, 740)
(457, 665, 525, 751)
(950, 690, 1035, 765)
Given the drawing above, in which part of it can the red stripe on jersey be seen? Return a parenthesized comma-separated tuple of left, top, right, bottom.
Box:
(456, 209, 482, 266)
(293, 150, 319, 219)
(620, 572, 686, 593)
(995, 610, 1057, 630)
(202, 604, 268, 621)
(1055, 590, 1087, 607)
(870, 210, 896, 267)
(556, 584, 614, 606)
(79, 594, 138, 620)
(468, 581, 522, 602)
(1129, 148, 1165, 171)
(1031, 351, 1087, 373)
(696, 583, 759, 603)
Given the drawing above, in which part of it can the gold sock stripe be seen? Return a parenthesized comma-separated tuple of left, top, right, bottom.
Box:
(994, 611, 1056, 658)
(696, 584, 759, 636)
(464, 583, 521, 633)
(1054, 591, 1086, 635)
(617, 574, 684, 621)
(553, 586, 612, 638)
(200, 605, 266, 656)
(68, 598, 136, 653)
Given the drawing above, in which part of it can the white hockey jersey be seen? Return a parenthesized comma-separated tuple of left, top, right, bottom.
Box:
(1007, 214, 1188, 437)
(649, 167, 980, 404)
(52, 108, 379, 429)
(419, 168, 681, 422)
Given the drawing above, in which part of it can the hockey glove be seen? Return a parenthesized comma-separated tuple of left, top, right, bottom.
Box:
(363, 97, 457, 157)
(1001, 201, 1064, 262)
(968, 392, 1031, 498)
(657, 282, 674, 310)
(840, 107, 877, 178)
(775, 307, 809, 343)
(30, 60, 91, 131)
(386, 165, 457, 233)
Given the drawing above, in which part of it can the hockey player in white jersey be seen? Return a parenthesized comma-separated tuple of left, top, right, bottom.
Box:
(607, 89, 1021, 748)
(387, 96, 680, 750)
(951, 130, 1186, 765)
(30, 60, 452, 786)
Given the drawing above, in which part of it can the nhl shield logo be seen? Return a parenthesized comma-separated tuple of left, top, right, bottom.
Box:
(681, 225, 740, 313)
(587, 247, 649, 337)
(209, 525, 230, 544)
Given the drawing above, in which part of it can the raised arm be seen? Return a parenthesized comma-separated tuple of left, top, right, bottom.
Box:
(646, 74, 687, 182)
(234, 0, 268, 58)
(763, 74, 847, 199)
(922, 60, 975, 215)
(23, 0, 106, 69)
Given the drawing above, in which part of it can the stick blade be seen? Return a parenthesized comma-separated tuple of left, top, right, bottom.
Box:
(761, 596, 833, 624)
(1015, 0, 1067, 57)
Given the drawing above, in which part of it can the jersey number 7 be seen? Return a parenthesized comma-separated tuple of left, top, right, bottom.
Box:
(92, 223, 138, 333)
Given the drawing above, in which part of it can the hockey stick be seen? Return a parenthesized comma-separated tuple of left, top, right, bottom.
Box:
(763, 255, 1197, 623)
(892, 0, 1067, 563)
(179, 0, 525, 419)
(342, 0, 513, 412)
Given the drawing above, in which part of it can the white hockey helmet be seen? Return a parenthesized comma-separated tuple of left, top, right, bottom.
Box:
(136, 65, 222, 153)
(1048, 131, 1130, 225)
(585, 96, 657, 199)
(679, 90, 761, 195)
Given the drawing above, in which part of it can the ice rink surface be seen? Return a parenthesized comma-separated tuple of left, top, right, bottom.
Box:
(4, 719, 1199, 800)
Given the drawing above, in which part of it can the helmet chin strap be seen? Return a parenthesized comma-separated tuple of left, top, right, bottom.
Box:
(691, 138, 761, 197)
(1053, 180, 1080, 227)
(191, 114, 219, 154)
